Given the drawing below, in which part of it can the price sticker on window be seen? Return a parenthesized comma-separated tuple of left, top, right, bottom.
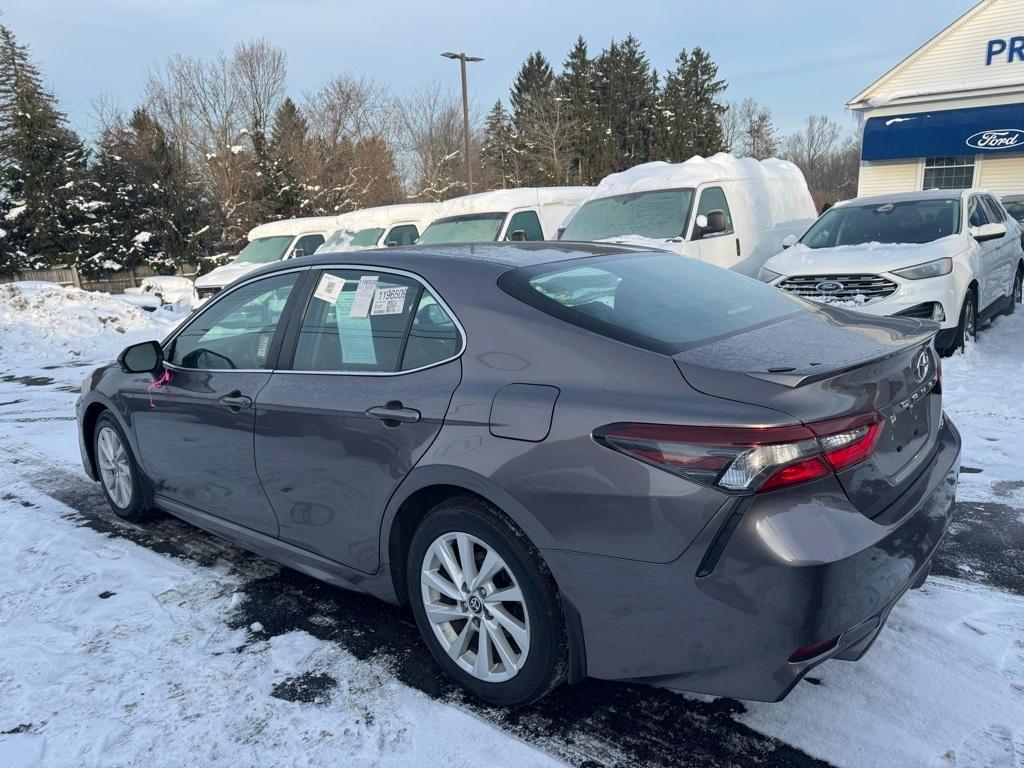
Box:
(371, 286, 408, 315)
(349, 275, 379, 317)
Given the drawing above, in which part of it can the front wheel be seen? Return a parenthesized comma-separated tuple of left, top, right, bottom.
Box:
(949, 293, 977, 355)
(93, 412, 154, 522)
(407, 497, 567, 706)
(1008, 267, 1023, 315)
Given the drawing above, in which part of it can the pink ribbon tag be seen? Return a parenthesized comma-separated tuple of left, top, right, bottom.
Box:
(147, 369, 173, 408)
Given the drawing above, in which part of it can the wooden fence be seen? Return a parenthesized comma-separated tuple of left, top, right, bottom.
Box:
(0, 263, 199, 294)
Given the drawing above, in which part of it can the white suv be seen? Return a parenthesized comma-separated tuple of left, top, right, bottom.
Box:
(758, 189, 1024, 355)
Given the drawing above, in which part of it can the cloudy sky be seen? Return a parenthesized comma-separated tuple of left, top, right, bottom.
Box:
(3, 0, 973, 140)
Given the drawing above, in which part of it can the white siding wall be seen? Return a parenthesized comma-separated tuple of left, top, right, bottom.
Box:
(865, 0, 1024, 102)
(977, 154, 1024, 195)
(857, 160, 920, 196)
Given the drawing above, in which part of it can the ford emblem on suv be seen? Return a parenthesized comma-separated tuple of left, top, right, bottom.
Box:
(816, 280, 844, 293)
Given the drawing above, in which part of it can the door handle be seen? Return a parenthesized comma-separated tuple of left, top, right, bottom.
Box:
(735, 238, 741, 257)
(365, 402, 421, 426)
(219, 390, 253, 411)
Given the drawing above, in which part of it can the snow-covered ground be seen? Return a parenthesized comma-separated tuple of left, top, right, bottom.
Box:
(1, 282, 1023, 768)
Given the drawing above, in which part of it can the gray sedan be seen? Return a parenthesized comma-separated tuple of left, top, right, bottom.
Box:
(76, 242, 960, 706)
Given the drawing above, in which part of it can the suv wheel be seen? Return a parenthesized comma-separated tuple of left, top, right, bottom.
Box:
(407, 497, 567, 706)
(93, 412, 154, 522)
(1009, 267, 1023, 315)
(953, 293, 977, 354)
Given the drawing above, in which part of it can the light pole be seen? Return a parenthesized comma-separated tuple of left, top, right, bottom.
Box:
(441, 51, 483, 194)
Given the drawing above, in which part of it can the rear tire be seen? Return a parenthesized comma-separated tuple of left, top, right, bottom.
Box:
(1008, 266, 1023, 316)
(93, 412, 155, 522)
(406, 496, 567, 707)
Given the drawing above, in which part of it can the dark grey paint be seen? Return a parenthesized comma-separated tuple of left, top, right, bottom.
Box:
(77, 242, 961, 701)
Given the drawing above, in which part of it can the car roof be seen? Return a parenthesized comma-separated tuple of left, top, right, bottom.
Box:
(836, 188, 983, 208)
(264, 241, 651, 276)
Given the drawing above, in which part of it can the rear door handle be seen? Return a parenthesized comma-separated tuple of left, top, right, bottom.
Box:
(365, 402, 421, 426)
(736, 238, 741, 257)
(219, 390, 253, 411)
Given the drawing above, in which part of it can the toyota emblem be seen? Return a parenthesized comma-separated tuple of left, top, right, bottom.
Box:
(913, 350, 930, 383)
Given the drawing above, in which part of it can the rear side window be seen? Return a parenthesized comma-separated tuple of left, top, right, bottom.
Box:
(385, 224, 420, 246)
(505, 210, 544, 241)
(292, 270, 460, 373)
(981, 195, 1005, 223)
(499, 253, 804, 354)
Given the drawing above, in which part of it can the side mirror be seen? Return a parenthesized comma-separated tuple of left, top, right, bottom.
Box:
(972, 222, 1007, 242)
(782, 234, 798, 249)
(118, 340, 164, 375)
(385, 240, 398, 247)
(509, 229, 527, 242)
(292, 248, 305, 259)
(556, 227, 566, 240)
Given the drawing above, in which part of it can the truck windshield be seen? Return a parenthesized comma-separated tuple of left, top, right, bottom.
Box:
(417, 213, 506, 245)
(319, 227, 385, 252)
(234, 236, 294, 264)
(562, 189, 694, 241)
(800, 198, 961, 248)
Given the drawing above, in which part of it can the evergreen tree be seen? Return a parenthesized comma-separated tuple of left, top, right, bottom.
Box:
(510, 51, 558, 185)
(684, 48, 727, 157)
(0, 24, 89, 272)
(266, 97, 308, 217)
(656, 50, 694, 162)
(592, 35, 659, 176)
(480, 100, 519, 189)
(558, 37, 598, 184)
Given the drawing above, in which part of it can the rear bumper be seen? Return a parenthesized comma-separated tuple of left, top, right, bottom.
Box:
(543, 415, 961, 701)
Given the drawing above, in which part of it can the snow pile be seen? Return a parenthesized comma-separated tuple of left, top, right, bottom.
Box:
(586, 153, 817, 233)
(0, 281, 182, 369)
(941, 309, 1024, 503)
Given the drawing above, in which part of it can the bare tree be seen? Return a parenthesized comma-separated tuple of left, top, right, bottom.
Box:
(518, 96, 577, 185)
(781, 115, 856, 208)
(400, 82, 473, 201)
(232, 38, 286, 136)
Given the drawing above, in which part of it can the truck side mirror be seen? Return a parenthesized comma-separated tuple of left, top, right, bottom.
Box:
(782, 234, 798, 249)
(509, 229, 527, 242)
(292, 248, 305, 259)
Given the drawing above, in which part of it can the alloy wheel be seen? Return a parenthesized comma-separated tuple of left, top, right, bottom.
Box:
(97, 425, 133, 508)
(420, 531, 530, 683)
(963, 298, 976, 348)
(1015, 272, 1023, 305)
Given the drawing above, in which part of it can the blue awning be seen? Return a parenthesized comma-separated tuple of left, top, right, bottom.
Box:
(862, 102, 1024, 161)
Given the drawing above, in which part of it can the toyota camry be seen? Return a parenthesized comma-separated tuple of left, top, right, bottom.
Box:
(76, 242, 960, 706)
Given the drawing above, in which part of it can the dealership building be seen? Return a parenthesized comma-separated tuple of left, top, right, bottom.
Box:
(848, 0, 1024, 197)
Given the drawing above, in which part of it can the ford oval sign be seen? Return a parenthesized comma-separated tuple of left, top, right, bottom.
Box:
(966, 129, 1024, 150)
(815, 280, 844, 293)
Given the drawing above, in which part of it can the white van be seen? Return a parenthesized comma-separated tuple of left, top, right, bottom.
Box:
(416, 187, 592, 245)
(193, 216, 337, 305)
(560, 154, 816, 276)
(317, 202, 441, 253)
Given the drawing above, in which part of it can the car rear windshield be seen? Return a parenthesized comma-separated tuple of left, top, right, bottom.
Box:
(235, 236, 294, 264)
(800, 198, 961, 249)
(417, 213, 506, 245)
(499, 252, 805, 354)
(561, 189, 694, 241)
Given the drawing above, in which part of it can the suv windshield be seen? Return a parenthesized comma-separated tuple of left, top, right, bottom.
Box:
(234, 236, 294, 264)
(561, 189, 694, 241)
(499, 252, 804, 354)
(319, 227, 385, 252)
(801, 198, 961, 249)
(417, 213, 506, 245)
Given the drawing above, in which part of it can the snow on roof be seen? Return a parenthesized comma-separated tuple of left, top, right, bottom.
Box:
(435, 187, 593, 217)
(332, 202, 442, 232)
(247, 216, 340, 241)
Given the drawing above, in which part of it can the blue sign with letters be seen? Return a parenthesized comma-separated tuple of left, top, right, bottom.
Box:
(987, 37, 1024, 65)
(862, 103, 1024, 161)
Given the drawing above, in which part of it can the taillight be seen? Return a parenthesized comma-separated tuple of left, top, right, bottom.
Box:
(594, 413, 883, 494)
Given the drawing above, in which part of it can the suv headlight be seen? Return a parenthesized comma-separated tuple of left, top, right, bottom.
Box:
(891, 257, 953, 280)
(757, 267, 783, 283)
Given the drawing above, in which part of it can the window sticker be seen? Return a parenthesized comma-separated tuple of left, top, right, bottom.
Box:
(371, 286, 408, 315)
(336, 291, 377, 365)
(313, 273, 345, 303)
(349, 275, 378, 317)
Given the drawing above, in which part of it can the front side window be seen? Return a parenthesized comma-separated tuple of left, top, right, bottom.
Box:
(980, 195, 1006, 224)
(416, 213, 507, 245)
(968, 196, 990, 228)
(693, 186, 734, 237)
(292, 233, 325, 257)
(292, 270, 461, 373)
(923, 156, 975, 190)
(500, 252, 804, 355)
(505, 210, 544, 241)
(561, 189, 694, 241)
(800, 198, 961, 248)
(168, 273, 298, 369)
(235, 236, 294, 264)
(384, 224, 420, 246)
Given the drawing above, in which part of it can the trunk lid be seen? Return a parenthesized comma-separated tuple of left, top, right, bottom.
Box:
(673, 306, 942, 516)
